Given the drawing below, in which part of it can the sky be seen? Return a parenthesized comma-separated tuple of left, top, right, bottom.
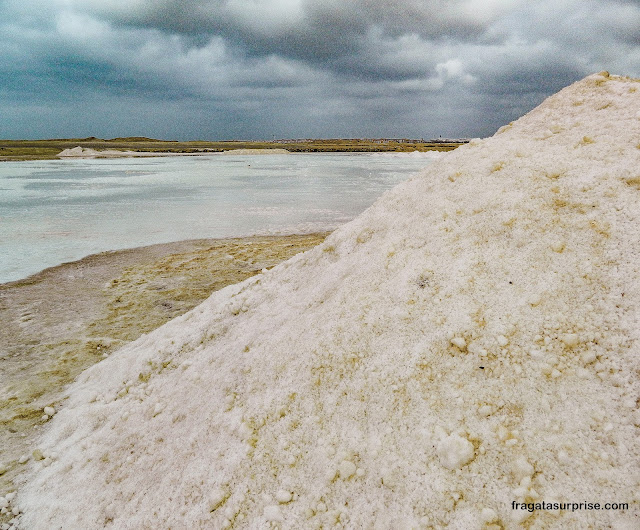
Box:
(1, 0, 639, 140)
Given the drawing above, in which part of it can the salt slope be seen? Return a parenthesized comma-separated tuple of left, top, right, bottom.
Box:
(17, 73, 639, 529)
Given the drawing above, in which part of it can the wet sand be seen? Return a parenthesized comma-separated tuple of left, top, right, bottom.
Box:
(0, 232, 328, 498)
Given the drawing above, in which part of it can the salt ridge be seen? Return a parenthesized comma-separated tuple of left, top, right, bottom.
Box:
(15, 73, 640, 529)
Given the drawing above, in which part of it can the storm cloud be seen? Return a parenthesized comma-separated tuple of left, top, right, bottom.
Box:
(1, 0, 638, 139)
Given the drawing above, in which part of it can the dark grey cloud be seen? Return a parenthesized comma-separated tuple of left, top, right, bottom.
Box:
(70, 1, 515, 45)
(0, 0, 638, 140)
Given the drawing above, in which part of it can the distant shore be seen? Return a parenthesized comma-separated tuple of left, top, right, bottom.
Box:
(0, 232, 328, 497)
(0, 137, 464, 161)
(56, 146, 292, 158)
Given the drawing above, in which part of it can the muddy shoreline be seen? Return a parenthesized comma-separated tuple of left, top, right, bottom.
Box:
(0, 232, 328, 500)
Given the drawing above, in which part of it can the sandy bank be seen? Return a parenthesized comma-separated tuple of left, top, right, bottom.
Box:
(57, 147, 290, 158)
(219, 148, 290, 155)
(57, 147, 201, 158)
(0, 232, 327, 501)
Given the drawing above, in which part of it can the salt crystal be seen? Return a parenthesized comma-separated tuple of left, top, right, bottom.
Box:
(513, 486, 527, 497)
(275, 490, 292, 503)
(512, 457, 534, 481)
(43, 406, 55, 416)
(561, 333, 580, 348)
(338, 460, 357, 479)
(581, 351, 596, 364)
(324, 469, 337, 482)
(450, 337, 467, 350)
(263, 505, 283, 522)
(436, 433, 475, 470)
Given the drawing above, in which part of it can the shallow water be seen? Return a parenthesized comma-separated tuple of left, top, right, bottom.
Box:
(0, 152, 440, 283)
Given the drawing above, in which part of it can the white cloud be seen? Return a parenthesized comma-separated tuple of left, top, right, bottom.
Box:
(435, 59, 476, 84)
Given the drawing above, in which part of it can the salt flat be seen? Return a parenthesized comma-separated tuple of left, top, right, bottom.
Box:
(0, 151, 439, 283)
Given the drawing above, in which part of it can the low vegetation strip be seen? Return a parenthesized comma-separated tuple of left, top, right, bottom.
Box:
(0, 138, 464, 161)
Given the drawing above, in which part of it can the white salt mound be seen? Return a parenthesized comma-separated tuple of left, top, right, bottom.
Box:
(57, 147, 121, 158)
(17, 73, 640, 529)
(57, 146, 95, 157)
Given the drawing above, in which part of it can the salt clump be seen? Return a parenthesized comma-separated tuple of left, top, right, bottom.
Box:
(561, 333, 580, 348)
(263, 505, 283, 522)
(15, 73, 640, 529)
(338, 460, 357, 479)
(275, 490, 292, 504)
(436, 433, 475, 470)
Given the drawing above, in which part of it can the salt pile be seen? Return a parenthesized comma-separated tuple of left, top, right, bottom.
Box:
(16, 73, 639, 529)
(57, 147, 110, 157)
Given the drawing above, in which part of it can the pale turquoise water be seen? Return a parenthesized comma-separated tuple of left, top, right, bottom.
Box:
(0, 152, 441, 283)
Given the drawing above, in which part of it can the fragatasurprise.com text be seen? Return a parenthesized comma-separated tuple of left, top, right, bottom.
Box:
(512, 501, 629, 513)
